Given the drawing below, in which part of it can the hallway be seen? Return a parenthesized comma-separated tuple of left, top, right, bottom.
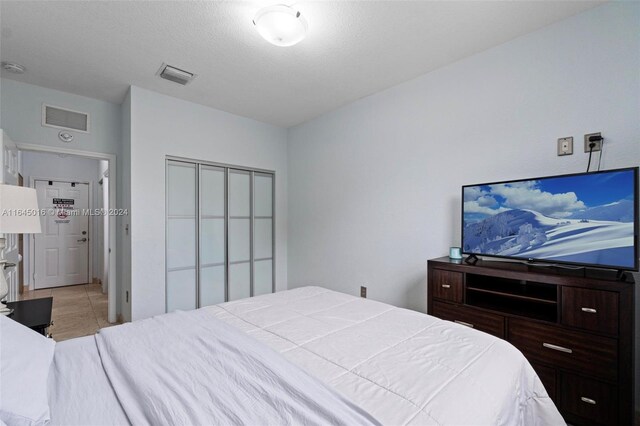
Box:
(20, 283, 117, 341)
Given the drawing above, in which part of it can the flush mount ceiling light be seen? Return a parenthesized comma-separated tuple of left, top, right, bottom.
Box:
(253, 5, 308, 47)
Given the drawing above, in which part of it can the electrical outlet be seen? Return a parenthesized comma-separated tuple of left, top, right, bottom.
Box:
(360, 286, 367, 298)
(557, 137, 573, 156)
(584, 132, 602, 152)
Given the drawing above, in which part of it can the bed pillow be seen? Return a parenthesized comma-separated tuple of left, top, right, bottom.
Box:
(0, 314, 55, 426)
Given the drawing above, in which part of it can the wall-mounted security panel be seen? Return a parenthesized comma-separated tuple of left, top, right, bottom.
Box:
(42, 104, 90, 133)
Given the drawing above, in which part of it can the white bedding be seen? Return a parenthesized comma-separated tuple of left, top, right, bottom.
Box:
(94, 309, 378, 426)
(205, 287, 564, 426)
(48, 336, 128, 426)
(47, 286, 563, 426)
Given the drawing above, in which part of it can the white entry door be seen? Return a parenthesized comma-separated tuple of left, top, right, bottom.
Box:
(34, 180, 89, 288)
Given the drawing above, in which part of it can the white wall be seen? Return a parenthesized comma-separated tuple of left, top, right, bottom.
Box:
(0, 79, 121, 155)
(0, 79, 125, 315)
(21, 151, 103, 287)
(287, 1, 639, 407)
(128, 86, 288, 321)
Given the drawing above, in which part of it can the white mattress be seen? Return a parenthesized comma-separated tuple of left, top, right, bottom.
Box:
(48, 286, 561, 425)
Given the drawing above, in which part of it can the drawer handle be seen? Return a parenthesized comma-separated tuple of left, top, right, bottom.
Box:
(580, 397, 596, 405)
(542, 343, 573, 354)
(454, 320, 474, 328)
(581, 307, 597, 314)
(441, 284, 451, 289)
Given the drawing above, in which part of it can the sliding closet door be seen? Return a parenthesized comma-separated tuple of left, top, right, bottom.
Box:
(166, 161, 197, 312)
(199, 165, 226, 307)
(253, 173, 273, 296)
(228, 170, 251, 301)
(166, 159, 274, 311)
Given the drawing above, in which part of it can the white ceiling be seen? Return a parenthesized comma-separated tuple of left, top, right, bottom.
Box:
(0, 1, 602, 128)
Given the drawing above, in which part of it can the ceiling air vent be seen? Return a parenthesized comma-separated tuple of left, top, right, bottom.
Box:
(42, 104, 90, 133)
(156, 63, 196, 86)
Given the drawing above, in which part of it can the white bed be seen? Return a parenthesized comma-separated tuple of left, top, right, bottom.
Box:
(12, 286, 563, 425)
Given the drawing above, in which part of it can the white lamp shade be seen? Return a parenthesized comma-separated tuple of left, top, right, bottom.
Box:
(253, 5, 308, 47)
(0, 184, 41, 234)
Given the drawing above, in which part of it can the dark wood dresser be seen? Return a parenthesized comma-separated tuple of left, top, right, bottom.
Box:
(427, 257, 635, 426)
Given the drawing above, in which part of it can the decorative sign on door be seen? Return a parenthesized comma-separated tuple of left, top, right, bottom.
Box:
(53, 198, 75, 205)
(53, 198, 75, 224)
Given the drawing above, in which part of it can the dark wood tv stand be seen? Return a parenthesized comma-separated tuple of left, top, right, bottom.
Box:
(427, 256, 635, 426)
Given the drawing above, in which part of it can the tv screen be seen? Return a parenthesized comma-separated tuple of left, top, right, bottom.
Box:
(462, 167, 638, 271)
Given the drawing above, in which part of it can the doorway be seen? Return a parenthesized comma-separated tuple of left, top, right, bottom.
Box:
(34, 179, 90, 288)
(17, 143, 118, 331)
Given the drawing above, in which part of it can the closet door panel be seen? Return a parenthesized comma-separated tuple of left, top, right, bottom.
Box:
(167, 269, 196, 312)
(253, 173, 273, 297)
(200, 265, 225, 307)
(199, 165, 226, 307)
(200, 219, 225, 265)
(228, 219, 250, 262)
(254, 218, 272, 260)
(200, 166, 225, 217)
(229, 171, 250, 217)
(167, 218, 196, 269)
(254, 174, 273, 217)
(228, 170, 252, 300)
(254, 260, 272, 296)
(166, 161, 197, 312)
(167, 163, 196, 216)
(229, 263, 250, 301)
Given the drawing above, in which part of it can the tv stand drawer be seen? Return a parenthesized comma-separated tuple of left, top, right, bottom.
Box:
(561, 287, 618, 335)
(432, 301, 504, 338)
(560, 373, 617, 426)
(508, 319, 617, 381)
(430, 269, 463, 303)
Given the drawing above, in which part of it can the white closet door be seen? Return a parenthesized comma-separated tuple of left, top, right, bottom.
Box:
(166, 161, 197, 312)
(199, 165, 226, 307)
(253, 173, 273, 296)
(228, 170, 251, 301)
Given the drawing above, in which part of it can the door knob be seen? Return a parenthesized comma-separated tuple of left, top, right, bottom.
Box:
(77, 238, 87, 243)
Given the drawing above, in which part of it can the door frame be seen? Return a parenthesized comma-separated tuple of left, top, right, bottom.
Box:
(30, 177, 94, 289)
(17, 143, 117, 323)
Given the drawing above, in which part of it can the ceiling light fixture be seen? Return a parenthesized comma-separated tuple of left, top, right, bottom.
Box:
(1, 62, 25, 74)
(253, 5, 308, 47)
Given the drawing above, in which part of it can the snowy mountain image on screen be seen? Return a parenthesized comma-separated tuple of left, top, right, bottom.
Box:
(462, 170, 636, 269)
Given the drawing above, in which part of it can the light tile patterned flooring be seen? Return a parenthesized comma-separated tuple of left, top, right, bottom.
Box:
(19, 283, 118, 341)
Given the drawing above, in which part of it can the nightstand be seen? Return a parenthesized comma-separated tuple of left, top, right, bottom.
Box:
(6, 297, 53, 336)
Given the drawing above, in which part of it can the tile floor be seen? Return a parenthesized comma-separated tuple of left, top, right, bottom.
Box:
(19, 283, 118, 341)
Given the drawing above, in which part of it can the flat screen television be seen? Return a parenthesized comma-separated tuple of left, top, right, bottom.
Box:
(462, 167, 639, 271)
